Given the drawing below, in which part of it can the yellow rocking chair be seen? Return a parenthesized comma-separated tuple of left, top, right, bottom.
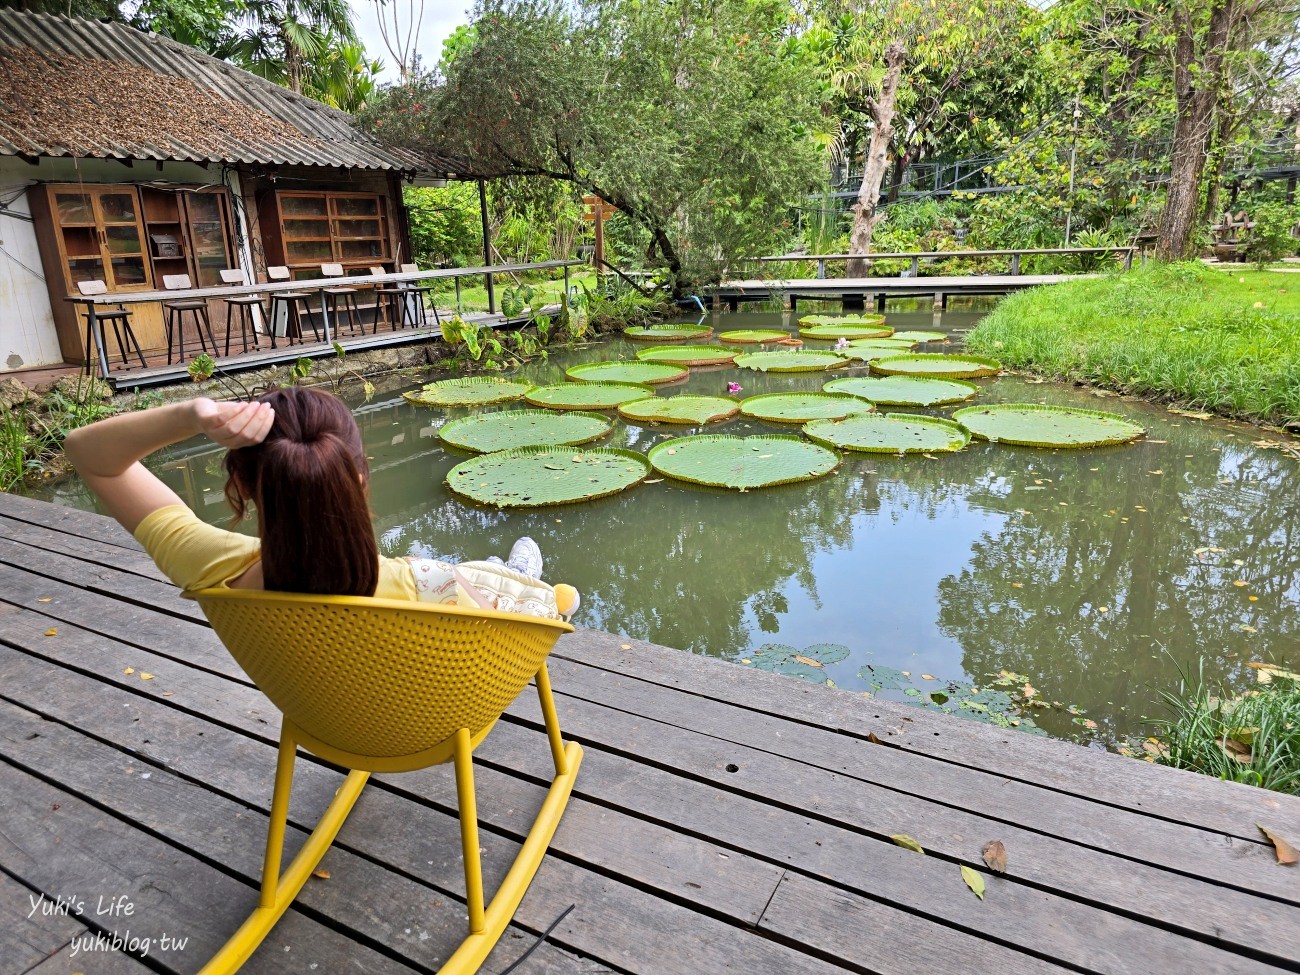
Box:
(190, 588, 583, 975)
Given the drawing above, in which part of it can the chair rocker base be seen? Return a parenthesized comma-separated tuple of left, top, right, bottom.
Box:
(197, 739, 583, 975)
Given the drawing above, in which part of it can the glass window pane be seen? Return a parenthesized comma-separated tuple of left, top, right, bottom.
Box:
(195, 257, 226, 287)
(62, 227, 99, 258)
(284, 218, 329, 239)
(98, 192, 138, 223)
(105, 225, 144, 255)
(280, 195, 327, 217)
(333, 218, 381, 238)
(338, 239, 387, 260)
(285, 239, 333, 262)
(109, 256, 147, 287)
(67, 256, 105, 285)
(186, 193, 222, 222)
(331, 195, 379, 217)
(56, 193, 94, 224)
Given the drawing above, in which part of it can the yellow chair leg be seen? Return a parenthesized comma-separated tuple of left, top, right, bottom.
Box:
(535, 663, 569, 776)
(198, 725, 370, 975)
(453, 727, 487, 935)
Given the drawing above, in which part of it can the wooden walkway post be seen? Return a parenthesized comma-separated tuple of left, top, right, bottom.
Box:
(478, 179, 495, 314)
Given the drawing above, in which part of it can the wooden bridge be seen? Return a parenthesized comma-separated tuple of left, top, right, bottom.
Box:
(2, 491, 1299, 975)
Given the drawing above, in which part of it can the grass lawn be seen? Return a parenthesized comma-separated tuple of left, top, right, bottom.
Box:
(965, 263, 1300, 426)
(430, 270, 600, 314)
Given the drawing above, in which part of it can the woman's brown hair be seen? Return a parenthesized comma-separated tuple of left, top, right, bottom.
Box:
(224, 387, 379, 597)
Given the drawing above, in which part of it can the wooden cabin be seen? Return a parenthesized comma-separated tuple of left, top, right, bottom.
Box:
(0, 8, 457, 375)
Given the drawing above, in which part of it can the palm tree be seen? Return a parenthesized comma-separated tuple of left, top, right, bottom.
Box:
(227, 0, 358, 94)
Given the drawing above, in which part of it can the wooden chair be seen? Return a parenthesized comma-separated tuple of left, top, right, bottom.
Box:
(190, 588, 582, 975)
(162, 274, 217, 364)
(75, 280, 146, 371)
(369, 265, 417, 331)
(400, 262, 442, 328)
(218, 269, 264, 355)
(265, 266, 320, 345)
(320, 262, 368, 336)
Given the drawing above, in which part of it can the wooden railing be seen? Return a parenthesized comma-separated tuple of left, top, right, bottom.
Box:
(753, 247, 1137, 279)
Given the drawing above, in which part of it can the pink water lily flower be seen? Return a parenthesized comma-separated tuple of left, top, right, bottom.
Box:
(727, 382, 743, 394)
(835, 337, 850, 349)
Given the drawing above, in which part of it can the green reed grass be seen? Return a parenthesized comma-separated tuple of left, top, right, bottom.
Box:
(965, 263, 1300, 425)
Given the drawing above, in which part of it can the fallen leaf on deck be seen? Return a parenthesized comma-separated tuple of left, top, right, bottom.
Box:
(162, 691, 174, 697)
(37, 597, 52, 602)
(961, 865, 986, 899)
(793, 654, 824, 668)
(124, 667, 135, 675)
(1257, 825, 1298, 865)
(891, 834, 925, 855)
(44, 629, 56, 637)
(867, 732, 881, 744)
(620, 644, 632, 650)
(140, 672, 154, 680)
(311, 869, 332, 880)
(981, 840, 1007, 873)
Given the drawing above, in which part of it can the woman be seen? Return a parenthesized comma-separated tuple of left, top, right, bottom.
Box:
(64, 387, 576, 618)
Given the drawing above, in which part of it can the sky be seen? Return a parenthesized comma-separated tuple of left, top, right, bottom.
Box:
(348, 0, 470, 83)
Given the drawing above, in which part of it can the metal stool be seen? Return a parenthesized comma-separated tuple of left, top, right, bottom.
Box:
(265, 266, 320, 345)
(400, 262, 441, 328)
(321, 263, 367, 337)
(162, 273, 217, 365)
(218, 268, 264, 355)
(368, 266, 415, 331)
(76, 280, 146, 372)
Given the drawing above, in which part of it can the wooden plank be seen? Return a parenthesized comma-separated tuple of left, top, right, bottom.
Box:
(0, 699, 596, 975)
(498, 681, 1300, 967)
(0, 492, 142, 551)
(537, 654, 1296, 904)
(475, 718, 1286, 975)
(552, 628, 1300, 841)
(25, 943, 163, 975)
(0, 870, 85, 973)
(0, 514, 169, 583)
(0, 761, 420, 975)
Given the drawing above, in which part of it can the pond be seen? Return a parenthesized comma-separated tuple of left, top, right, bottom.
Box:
(32, 300, 1300, 746)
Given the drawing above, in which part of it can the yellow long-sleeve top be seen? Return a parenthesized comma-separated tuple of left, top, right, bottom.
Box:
(134, 505, 572, 620)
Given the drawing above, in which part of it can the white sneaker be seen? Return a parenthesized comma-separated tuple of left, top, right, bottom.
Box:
(506, 536, 543, 579)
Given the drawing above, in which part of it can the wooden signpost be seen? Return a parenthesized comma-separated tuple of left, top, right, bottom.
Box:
(582, 195, 617, 269)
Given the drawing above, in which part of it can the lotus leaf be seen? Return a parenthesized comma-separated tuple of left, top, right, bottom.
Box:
(618, 395, 739, 425)
(525, 382, 655, 410)
(740, 392, 875, 423)
(836, 346, 907, 363)
(648, 434, 839, 489)
(953, 403, 1146, 448)
(798, 314, 886, 327)
(804, 413, 970, 453)
(847, 337, 916, 349)
(566, 361, 689, 385)
(624, 324, 713, 341)
(718, 329, 789, 344)
(747, 642, 850, 683)
(824, 376, 978, 406)
(890, 330, 948, 343)
(869, 353, 1002, 379)
(446, 446, 650, 507)
(636, 345, 739, 366)
(733, 350, 850, 373)
(438, 409, 613, 453)
(402, 376, 533, 407)
(799, 323, 894, 340)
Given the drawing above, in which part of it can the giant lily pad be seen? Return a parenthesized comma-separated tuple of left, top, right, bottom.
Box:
(403, 376, 533, 407)
(870, 353, 1002, 379)
(618, 395, 739, 425)
(745, 642, 851, 684)
(799, 314, 886, 327)
(524, 382, 655, 410)
(836, 346, 907, 363)
(446, 446, 650, 507)
(733, 350, 850, 373)
(566, 361, 689, 385)
(799, 323, 894, 340)
(718, 329, 789, 344)
(636, 345, 739, 366)
(624, 323, 713, 341)
(890, 330, 948, 343)
(953, 404, 1146, 448)
(804, 413, 970, 453)
(740, 392, 875, 423)
(825, 376, 978, 406)
(847, 337, 916, 350)
(439, 409, 612, 453)
(648, 434, 839, 490)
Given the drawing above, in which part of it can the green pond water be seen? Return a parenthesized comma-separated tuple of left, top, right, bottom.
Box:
(33, 302, 1300, 745)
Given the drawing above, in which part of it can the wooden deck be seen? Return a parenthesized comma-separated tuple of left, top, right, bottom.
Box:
(2, 491, 1299, 975)
(712, 274, 1087, 310)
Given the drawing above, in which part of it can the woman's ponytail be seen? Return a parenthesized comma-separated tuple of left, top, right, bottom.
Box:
(224, 387, 379, 597)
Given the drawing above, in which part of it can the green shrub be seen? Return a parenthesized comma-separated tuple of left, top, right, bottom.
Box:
(1242, 202, 1299, 269)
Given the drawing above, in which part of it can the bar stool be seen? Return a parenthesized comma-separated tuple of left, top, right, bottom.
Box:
(218, 268, 264, 355)
(162, 274, 217, 365)
(76, 280, 146, 372)
(400, 262, 441, 328)
(265, 266, 320, 345)
(368, 266, 415, 331)
(321, 263, 366, 337)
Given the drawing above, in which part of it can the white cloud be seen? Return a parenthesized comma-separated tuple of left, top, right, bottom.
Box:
(348, 0, 472, 83)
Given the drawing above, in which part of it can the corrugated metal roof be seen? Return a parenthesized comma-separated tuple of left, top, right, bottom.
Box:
(0, 9, 459, 175)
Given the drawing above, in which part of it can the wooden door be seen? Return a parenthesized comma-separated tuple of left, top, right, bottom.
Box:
(90, 187, 152, 292)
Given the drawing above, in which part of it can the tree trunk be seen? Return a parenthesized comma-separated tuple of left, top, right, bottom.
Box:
(1200, 94, 1237, 225)
(1155, 1, 1233, 260)
(848, 41, 905, 277)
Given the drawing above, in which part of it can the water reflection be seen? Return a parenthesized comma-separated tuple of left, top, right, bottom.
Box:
(29, 300, 1300, 740)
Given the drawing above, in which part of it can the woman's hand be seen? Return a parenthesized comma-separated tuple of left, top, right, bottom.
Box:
(193, 398, 275, 450)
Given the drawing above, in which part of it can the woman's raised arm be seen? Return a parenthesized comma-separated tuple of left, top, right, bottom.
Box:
(65, 397, 275, 534)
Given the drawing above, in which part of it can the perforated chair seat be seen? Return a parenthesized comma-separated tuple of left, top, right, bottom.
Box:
(189, 589, 582, 975)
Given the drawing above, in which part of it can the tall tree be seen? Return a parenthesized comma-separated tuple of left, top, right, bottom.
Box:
(227, 0, 358, 94)
(367, 0, 824, 292)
